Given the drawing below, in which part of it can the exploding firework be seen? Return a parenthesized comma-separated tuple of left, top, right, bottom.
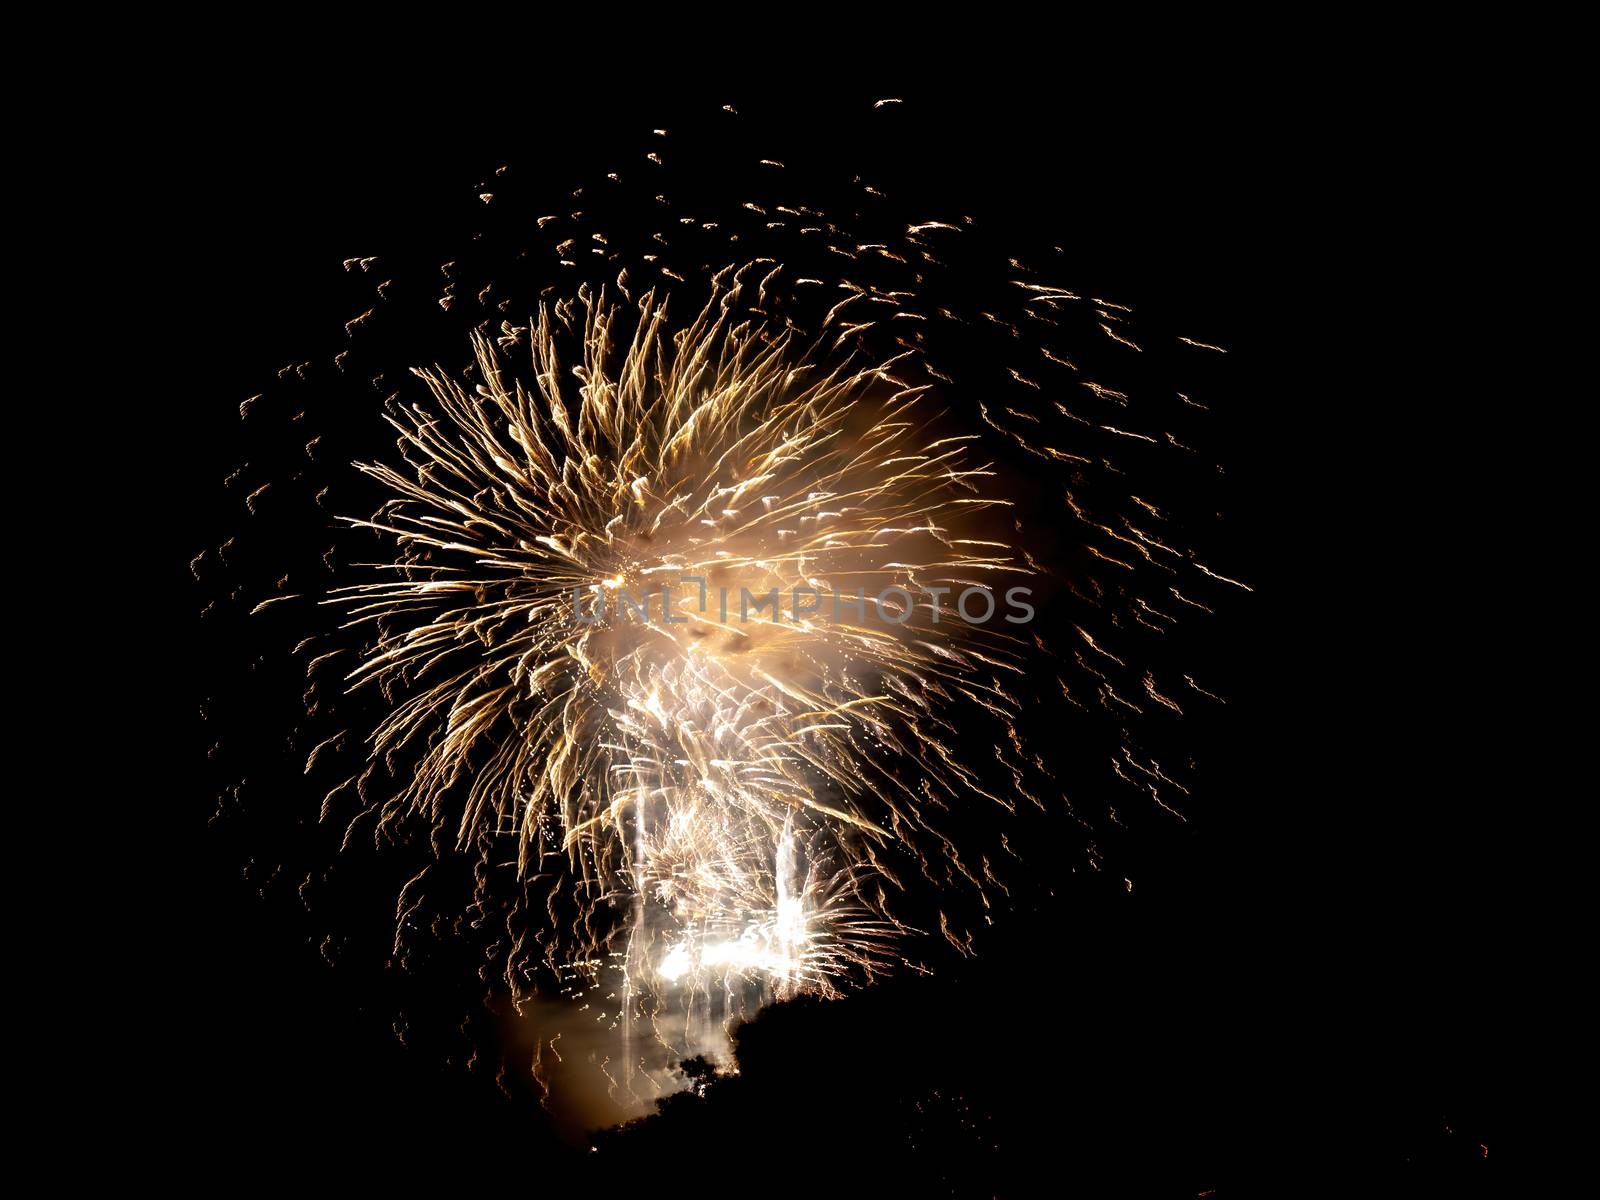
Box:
(333, 278, 1037, 1046)
(201, 100, 1245, 1121)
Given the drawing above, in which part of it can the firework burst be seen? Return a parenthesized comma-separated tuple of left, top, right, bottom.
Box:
(329, 275, 1040, 1070)
(202, 100, 1245, 1120)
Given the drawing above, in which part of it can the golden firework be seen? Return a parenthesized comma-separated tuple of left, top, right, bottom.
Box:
(324, 270, 1038, 1070)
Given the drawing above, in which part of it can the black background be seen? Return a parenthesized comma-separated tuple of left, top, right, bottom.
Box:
(153, 65, 1527, 1194)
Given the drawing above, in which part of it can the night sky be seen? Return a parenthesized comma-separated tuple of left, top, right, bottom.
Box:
(165, 68, 1517, 1195)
